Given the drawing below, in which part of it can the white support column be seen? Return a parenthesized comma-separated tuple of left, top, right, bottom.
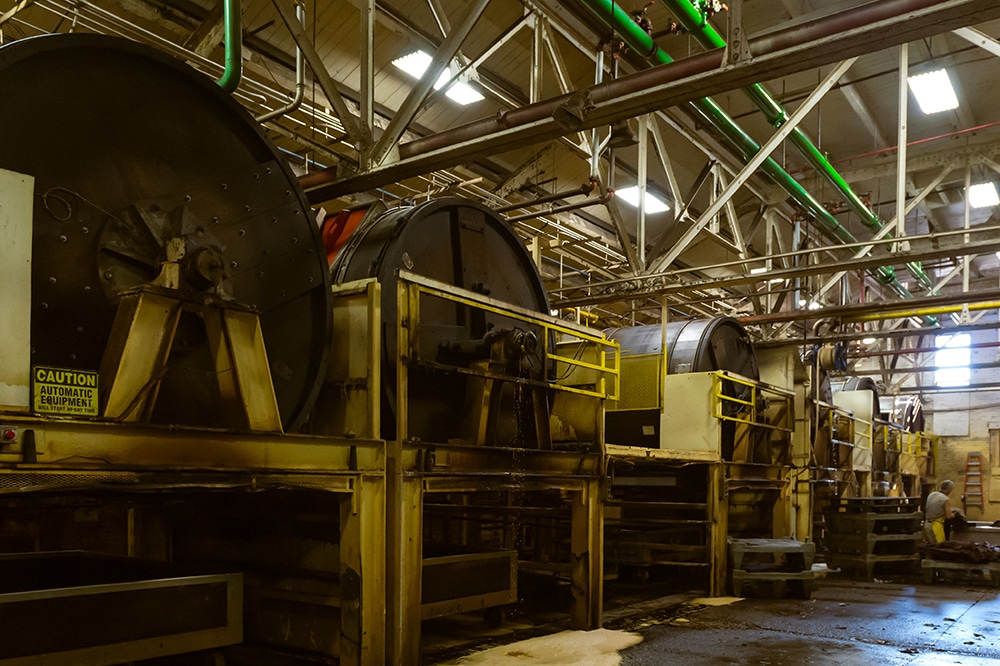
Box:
(360, 0, 375, 168)
(530, 13, 542, 104)
(638, 114, 649, 268)
(896, 43, 909, 249)
(589, 49, 605, 177)
(963, 163, 972, 322)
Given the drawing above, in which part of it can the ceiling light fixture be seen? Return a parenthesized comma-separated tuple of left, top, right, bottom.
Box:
(616, 186, 669, 213)
(862, 337, 877, 344)
(907, 69, 959, 114)
(749, 267, 769, 275)
(391, 50, 484, 106)
(969, 182, 1000, 208)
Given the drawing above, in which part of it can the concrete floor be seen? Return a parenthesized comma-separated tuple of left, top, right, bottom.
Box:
(616, 577, 1000, 665)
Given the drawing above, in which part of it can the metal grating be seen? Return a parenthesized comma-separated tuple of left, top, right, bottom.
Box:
(0, 471, 141, 493)
(609, 355, 661, 411)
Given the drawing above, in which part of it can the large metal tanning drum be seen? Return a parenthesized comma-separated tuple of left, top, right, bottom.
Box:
(0, 35, 331, 430)
(332, 197, 550, 442)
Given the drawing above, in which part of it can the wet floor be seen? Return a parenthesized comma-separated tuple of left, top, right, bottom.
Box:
(617, 577, 1000, 665)
(428, 570, 1000, 665)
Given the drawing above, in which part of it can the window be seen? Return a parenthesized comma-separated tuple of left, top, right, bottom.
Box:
(935, 333, 971, 387)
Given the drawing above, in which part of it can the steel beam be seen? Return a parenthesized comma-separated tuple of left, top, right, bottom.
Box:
(553, 223, 1000, 308)
(954, 26, 1000, 57)
(809, 160, 959, 304)
(368, 0, 489, 167)
(646, 58, 856, 274)
(301, 0, 1000, 203)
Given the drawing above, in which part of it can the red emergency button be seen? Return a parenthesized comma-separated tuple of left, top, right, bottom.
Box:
(1, 429, 16, 441)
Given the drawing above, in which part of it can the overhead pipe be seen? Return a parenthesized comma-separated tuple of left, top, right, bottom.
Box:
(256, 3, 304, 122)
(849, 339, 1000, 358)
(505, 193, 613, 223)
(494, 180, 596, 213)
(216, 0, 242, 93)
(571, 0, 910, 298)
(739, 289, 1000, 326)
(660, 0, 936, 294)
(299, 0, 999, 202)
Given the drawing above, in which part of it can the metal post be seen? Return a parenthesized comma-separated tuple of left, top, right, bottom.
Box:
(570, 478, 603, 629)
(896, 43, 909, 248)
(531, 13, 542, 104)
(963, 163, 972, 322)
(637, 114, 649, 268)
(360, 0, 375, 167)
(340, 475, 387, 665)
(589, 49, 605, 177)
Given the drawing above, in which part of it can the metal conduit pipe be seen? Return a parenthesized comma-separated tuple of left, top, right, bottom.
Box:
(660, 0, 936, 294)
(216, 0, 242, 93)
(571, 0, 911, 299)
(256, 3, 304, 122)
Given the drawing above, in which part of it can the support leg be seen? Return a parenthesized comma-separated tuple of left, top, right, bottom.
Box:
(386, 458, 423, 665)
(571, 477, 603, 629)
(340, 474, 386, 666)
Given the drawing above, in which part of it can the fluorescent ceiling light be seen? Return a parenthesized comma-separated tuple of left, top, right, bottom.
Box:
(391, 50, 484, 105)
(862, 337, 877, 345)
(808, 301, 822, 310)
(392, 50, 433, 78)
(749, 267, 768, 275)
(616, 186, 669, 213)
(443, 82, 485, 105)
(969, 182, 1000, 208)
(907, 69, 959, 114)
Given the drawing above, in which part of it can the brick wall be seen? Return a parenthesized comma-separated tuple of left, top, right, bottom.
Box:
(922, 329, 1000, 522)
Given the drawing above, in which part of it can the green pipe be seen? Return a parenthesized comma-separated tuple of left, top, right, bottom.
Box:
(575, 0, 911, 300)
(216, 0, 242, 93)
(661, 0, 937, 295)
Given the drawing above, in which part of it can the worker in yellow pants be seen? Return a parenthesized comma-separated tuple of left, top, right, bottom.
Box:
(924, 479, 964, 543)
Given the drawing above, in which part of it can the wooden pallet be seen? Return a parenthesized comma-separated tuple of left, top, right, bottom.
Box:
(826, 496, 922, 514)
(824, 511, 923, 536)
(826, 552, 920, 579)
(825, 532, 922, 556)
(922, 558, 1000, 587)
(730, 538, 816, 599)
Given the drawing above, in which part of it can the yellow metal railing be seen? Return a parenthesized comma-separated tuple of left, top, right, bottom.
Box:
(710, 371, 795, 434)
(853, 415, 873, 452)
(399, 271, 619, 401)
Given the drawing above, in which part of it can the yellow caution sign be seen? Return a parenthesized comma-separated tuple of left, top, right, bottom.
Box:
(33, 366, 99, 416)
